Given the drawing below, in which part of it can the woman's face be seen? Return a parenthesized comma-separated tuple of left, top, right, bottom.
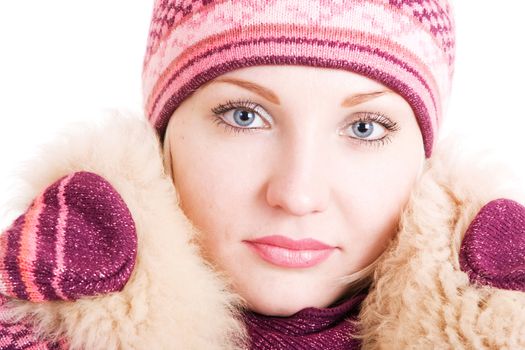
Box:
(164, 65, 425, 316)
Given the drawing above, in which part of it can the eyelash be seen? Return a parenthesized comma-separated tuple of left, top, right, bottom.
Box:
(210, 98, 400, 148)
(211, 98, 269, 135)
(350, 113, 400, 148)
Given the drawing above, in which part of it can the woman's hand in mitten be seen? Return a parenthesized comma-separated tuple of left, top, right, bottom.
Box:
(459, 198, 525, 292)
(0, 171, 137, 302)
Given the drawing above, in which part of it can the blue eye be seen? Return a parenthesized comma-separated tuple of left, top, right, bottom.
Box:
(340, 113, 400, 147)
(348, 121, 385, 140)
(211, 99, 270, 131)
(225, 109, 265, 128)
(233, 109, 256, 126)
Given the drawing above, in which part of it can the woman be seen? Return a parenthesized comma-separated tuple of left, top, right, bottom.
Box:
(1, 1, 525, 349)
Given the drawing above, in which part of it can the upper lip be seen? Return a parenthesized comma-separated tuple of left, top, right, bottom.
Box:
(244, 235, 335, 250)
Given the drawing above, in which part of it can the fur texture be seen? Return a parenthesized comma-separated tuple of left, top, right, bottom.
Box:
(1, 113, 248, 350)
(1, 113, 524, 349)
(358, 136, 525, 349)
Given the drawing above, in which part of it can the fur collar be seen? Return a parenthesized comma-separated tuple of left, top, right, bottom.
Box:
(1, 113, 524, 349)
(359, 132, 525, 348)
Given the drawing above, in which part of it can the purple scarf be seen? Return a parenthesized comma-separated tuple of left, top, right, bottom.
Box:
(243, 292, 366, 350)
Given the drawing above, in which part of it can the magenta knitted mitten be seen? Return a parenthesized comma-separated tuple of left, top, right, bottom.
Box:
(0, 295, 69, 350)
(0, 171, 137, 302)
(459, 198, 525, 292)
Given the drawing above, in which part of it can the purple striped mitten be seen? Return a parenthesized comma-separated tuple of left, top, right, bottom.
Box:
(0, 171, 137, 302)
(459, 198, 525, 292)
(0, 295, 69, 350)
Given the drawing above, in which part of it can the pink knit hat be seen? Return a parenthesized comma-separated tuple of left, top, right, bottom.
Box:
(142, 0, 455, 158)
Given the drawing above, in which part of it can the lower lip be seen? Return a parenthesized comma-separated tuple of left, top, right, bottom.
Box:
(245, 242, 335, 268)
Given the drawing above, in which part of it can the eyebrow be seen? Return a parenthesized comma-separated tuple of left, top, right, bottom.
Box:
(210, 77, 281, 104)
(341, 90, 391, 107)
(207, 77, 391, 107)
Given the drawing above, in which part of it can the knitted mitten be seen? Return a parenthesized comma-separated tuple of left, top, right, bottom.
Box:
(459, 198, 525, 292)
(0, 171, 137, 302)
(0, 295, 69, 350)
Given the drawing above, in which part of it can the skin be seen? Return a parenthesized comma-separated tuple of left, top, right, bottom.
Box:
(163, 65, 425, 316)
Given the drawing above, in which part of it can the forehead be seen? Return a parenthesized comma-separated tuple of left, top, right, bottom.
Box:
(219, 65, 387, 88)
(199, 65, 392, 101)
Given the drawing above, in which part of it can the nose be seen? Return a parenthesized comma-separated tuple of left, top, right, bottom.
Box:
(265, 136, 330, 216)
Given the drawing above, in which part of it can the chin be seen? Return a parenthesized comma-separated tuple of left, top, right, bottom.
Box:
(249, 301, 312, 317)
(243, 287, 336, 316)
(218, 251, 350, 316)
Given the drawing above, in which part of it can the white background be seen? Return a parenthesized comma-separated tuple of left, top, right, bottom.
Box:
(0, 1, 524, 229)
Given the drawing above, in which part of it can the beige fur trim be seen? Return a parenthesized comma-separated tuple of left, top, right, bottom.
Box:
(1, 112, 248, 350)
(358, 134, 525, 349)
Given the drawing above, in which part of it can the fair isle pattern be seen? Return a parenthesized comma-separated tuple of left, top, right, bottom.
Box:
(0, 295, 69, 349)
(390, 0, 455, 65)
(145, 0, 218, 62)
(142, 0, 455, 158)
(145, 0, 454, 67)
(0, 172, 137, 302)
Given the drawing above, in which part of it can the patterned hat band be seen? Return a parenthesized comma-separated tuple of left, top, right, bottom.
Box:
(142, 0, 455, 158)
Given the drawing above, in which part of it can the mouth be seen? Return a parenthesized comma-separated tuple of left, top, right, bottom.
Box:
(243, 235, 336, 268)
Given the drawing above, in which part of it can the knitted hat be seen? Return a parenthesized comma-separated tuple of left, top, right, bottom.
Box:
(142, 0, 455, 158)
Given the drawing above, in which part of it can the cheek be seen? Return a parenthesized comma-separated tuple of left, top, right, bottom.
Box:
(361, 128, 424, 217)
(336, 148, 423, 263)
(171, 140, 225, 230)
(169, 129, 265, 244)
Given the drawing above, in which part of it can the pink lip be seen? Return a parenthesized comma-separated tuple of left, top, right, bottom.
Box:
(243, 235, 336, 268)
